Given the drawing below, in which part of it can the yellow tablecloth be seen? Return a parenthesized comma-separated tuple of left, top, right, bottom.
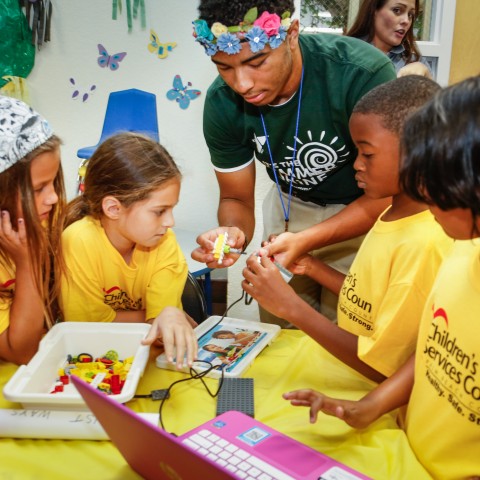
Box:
(0, 330, 431, 480)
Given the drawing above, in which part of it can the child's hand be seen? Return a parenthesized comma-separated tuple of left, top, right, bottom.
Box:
(142, 306, 198, 368)
(260, 234, 312, 276)
(261, 232, 307, 270)
(192, 226, 246, 268)
(0, 211, 29, 265)
(288, 253, 313, 276)
(242, 254, 296, 319)
(283, 389, 380, 429)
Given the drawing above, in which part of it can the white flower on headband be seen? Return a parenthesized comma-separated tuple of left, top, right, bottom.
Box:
(211, 22, 228, 38)
(281, 17, 292, 28)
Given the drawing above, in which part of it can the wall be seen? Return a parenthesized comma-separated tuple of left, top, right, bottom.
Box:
(27, 0, 219, 233)
(449, 0, 480, 84)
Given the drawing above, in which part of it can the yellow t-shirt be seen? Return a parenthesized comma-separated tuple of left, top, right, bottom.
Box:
(338, 208, 453, 376)
(406, 239, 480, 479)
(0, 262, 15, 335)
(60, 217, 188, 322)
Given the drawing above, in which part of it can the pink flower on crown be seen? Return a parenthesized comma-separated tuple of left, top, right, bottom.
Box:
(254, 11, 281, 37)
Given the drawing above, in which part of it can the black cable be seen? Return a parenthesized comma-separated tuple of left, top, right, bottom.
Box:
(158, 360, 225, 431)
(198, 289, 253, 338)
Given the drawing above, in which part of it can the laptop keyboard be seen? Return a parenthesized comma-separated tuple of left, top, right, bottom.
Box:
(182, 428, 295, 480)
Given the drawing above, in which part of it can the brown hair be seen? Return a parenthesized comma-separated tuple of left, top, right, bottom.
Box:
(346, 0, 422, 65)
(0, 134, 67, 328)
(66, 132, 181, 226)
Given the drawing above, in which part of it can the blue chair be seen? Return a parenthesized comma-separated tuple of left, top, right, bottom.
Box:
(76, 88, 160, 193)
(77, 88, 159, 159)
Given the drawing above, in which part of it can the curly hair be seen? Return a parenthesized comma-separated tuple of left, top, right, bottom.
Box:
(198, 0, 295, 27)
(352, 75, 440, 135)
(346, 0, 422, 65)
(400, 76, 480, 228)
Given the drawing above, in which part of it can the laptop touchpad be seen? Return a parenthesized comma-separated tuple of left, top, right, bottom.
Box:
(255, 435, 326, 476)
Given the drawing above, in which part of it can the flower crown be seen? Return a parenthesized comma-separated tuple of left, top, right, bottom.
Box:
(193, 7, 292, 56)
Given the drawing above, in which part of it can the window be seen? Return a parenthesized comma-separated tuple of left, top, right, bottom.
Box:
(297, 0, 456, 85)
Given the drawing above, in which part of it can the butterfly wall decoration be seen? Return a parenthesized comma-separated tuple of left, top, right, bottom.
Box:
(148, 30, 176, 59)
(69, 78, 96, 102)
(166, 75, 201, 110)
(97, 44, 127, 71)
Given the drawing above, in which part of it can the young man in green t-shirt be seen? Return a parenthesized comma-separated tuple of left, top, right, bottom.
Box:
(191, 0, 396, 326)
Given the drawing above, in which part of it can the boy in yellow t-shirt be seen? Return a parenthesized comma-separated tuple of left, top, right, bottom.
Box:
(243, 75, 452, 382)
(283, 77, 480, 479)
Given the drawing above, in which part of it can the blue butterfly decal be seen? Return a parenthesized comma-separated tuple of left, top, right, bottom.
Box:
(97, 44, 127, 71)
(148, 30, 176, 59)
(166, 75, 201, 110)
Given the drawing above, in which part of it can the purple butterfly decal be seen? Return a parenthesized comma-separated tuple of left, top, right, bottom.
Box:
(166, 75, 201, 110)
(97, 44, 127, 71)
(69, 78, 96, 102)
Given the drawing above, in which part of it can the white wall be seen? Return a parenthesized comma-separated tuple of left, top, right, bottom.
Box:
(26, 0, 270, 321)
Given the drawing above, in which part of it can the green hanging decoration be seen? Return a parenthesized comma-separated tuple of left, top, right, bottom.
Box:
(112, 0, 146, 32)
(18, 0, 53, 48)
(0, 0, 35, 89)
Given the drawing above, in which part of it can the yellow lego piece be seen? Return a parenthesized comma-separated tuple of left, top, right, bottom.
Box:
(213, 232, 228, 264)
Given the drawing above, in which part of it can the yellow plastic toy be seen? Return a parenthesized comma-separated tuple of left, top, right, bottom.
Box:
(213, 232, 228, 264)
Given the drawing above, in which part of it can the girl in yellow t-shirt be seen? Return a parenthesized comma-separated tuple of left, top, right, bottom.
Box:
(283, 76, 480, 479)
(60, 132, 197, 368)
(0, 95, 67, 365)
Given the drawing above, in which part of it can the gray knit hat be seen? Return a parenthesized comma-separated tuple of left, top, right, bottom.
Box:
(0, 95, 53, 174)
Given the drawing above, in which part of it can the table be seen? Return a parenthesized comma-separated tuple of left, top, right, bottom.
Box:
(174, 228, 213, 315)
(0, 331, 432, 480)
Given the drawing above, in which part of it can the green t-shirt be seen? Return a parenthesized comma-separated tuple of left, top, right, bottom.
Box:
(203, 34, 396, 204)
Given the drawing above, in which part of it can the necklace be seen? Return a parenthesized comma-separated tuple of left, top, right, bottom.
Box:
(259, 67, 304, 232)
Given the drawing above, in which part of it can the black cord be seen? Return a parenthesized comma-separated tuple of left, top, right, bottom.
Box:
(158, 360, 225, 431)
(198, 289, 253, 338)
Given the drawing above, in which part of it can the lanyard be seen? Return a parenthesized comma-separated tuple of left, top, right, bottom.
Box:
(259, 67, 304, 232)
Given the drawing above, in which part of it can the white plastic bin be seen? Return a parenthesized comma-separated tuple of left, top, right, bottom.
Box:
(3, 322, 151, 410)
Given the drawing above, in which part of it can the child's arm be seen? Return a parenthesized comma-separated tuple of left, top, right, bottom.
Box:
(242, 255, 385, 382)
(289, 254, 346, 296)
(113, 310, 146, 323)
(142, 306, 198, 368)
(0, 213, 44, 364)
(283, 355, 415, 428)
(262, 196, 390, 267)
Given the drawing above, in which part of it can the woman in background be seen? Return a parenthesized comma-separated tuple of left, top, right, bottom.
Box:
(347, 0, 432, 78)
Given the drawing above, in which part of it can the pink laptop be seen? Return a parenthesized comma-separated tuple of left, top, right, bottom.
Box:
(72, 376, 371, 480)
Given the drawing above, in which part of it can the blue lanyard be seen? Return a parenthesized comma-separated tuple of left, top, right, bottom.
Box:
(259, 67, 304, 232)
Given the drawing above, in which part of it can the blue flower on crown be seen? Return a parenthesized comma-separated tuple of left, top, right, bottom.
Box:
(245, 26, 268, 53)
(193, 19, 218, 56)
(197, 37, 218, 56)
(193, 19, 214, 41)
(269, 26, 288, 49)
(217, 32, 242, 55)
